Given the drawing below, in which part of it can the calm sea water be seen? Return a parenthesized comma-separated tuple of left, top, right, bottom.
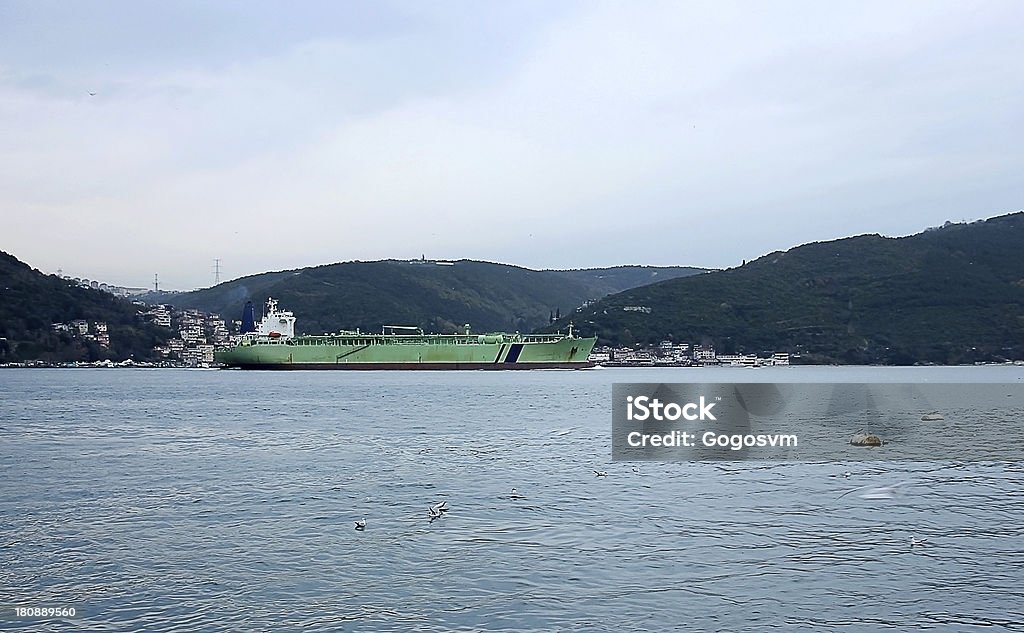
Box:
(1, 366, 1022, 632)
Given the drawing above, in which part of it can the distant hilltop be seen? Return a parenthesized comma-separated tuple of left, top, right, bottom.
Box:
(397, 255, 456, 266)
(159, 261, 708, 336)
(58, 274, 151, 299)
(553, 212, 1024, 365)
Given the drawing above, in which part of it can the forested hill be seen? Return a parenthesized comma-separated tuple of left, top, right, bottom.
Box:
(0, 251, 169, 362)
(546, 266, 708, 296)
(161, 260, 706, 335)
(554, 213, 1024, 364)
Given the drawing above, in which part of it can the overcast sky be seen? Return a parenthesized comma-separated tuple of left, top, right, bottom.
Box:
(2, 1, 1021, 290)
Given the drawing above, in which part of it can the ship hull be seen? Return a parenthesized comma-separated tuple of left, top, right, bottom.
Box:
(220, 361, 591, 370)
(216, 334, 597, 370)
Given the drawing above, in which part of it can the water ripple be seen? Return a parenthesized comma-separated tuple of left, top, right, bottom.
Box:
(1, 367, 1022, 631)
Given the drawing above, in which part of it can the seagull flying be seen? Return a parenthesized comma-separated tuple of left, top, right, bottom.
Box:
(428, 501, 449, 521)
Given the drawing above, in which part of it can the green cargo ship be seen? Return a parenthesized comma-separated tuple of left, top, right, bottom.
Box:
(215, 298, 597, 370)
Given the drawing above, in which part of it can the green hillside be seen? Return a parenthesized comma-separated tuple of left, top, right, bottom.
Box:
(164, 260, 704, 335)
(0, 252, 171, 362)
(556, 213, 1024, 364)
(547, 265, 709, 296)
(165, 260, 591, 334)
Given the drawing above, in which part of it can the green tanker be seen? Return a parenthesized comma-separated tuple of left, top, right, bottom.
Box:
(215, 298, 596, 370)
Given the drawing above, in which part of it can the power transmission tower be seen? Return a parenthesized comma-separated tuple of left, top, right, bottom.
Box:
(213, 258, 222, 285)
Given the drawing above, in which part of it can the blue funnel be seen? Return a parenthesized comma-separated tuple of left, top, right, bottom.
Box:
(241, 301, 256, 333)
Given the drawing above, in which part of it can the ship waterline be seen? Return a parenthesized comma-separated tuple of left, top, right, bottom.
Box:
(215, 298, 596, 370)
